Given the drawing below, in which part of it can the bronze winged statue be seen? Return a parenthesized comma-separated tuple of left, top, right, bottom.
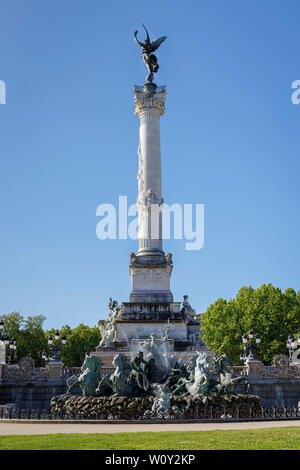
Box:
(134, 24, 167, 84)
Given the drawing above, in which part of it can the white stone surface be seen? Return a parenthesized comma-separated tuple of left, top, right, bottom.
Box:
(0, 343, 5, 364)
(130, 264, 172, 293)
(134, 88, 166, 255)
(116, 321, 187, 343)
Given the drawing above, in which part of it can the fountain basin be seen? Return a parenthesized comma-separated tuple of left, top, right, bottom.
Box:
(51, 394, 262, 420)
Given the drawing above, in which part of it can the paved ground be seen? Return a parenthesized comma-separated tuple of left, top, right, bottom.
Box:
(0, 420, 300, 435)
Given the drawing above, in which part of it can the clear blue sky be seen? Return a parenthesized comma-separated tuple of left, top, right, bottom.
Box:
(0, 0, 299, 330)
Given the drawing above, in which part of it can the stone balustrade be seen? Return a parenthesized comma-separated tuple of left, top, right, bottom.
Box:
(121, 301, 188, 321)
(231, 357, 300, 379)
(231, 366, 248, 377)
(62, 367, 81, 378)
(0, 361, 116, 383)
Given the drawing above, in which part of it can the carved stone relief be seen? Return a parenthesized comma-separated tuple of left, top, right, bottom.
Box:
(2, 356, 49, 382)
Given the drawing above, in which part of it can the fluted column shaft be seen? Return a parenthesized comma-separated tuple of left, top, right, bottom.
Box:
(134, 87, 166, 256)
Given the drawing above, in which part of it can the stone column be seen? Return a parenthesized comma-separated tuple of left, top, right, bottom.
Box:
(129, 86, 173, 303)
(134, 86, 166, 258)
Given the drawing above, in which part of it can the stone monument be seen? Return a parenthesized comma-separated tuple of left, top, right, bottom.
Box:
(95, 26, 208, 367)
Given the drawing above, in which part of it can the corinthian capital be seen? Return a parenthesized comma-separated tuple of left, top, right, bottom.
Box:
(134, 86, 166, 117)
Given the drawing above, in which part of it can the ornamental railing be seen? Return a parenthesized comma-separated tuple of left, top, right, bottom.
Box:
(0, 405, 299, 422)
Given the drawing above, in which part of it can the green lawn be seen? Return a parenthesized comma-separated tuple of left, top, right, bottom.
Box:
(0, 427, 300, 450)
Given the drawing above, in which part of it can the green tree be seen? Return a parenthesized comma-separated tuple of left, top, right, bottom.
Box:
(201, 284, 300, 365)
(45, 324, 101, 367)
(1, 312, 48, 366)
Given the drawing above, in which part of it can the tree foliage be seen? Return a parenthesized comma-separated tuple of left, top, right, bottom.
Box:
(201, 284, 300, 365)
(4, 283, 299, 368)
(1, 312, 48, 366)
(45, 323, 101, 367)
(1, 313, 101, 368)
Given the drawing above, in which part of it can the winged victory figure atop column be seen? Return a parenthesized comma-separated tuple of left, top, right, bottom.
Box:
(134, 24, 167, 84)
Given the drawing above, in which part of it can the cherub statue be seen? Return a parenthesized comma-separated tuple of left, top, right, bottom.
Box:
(134, 24, 167, 83)
(151, 383, 172, 414)
(109, 297, 118, 312)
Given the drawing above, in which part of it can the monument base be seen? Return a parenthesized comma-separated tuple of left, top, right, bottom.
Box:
(116, 321, 187, 343)
(94, 315, 210, 368)
(129, 252, 174, 303)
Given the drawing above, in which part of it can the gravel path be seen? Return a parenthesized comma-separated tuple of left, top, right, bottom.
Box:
(0, 420, 300, 435)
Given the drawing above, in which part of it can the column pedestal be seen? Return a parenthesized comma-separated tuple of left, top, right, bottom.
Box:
(246, 359, 264, 376)
(129, 252, 173, 303)
(47, 361, 63, 381)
